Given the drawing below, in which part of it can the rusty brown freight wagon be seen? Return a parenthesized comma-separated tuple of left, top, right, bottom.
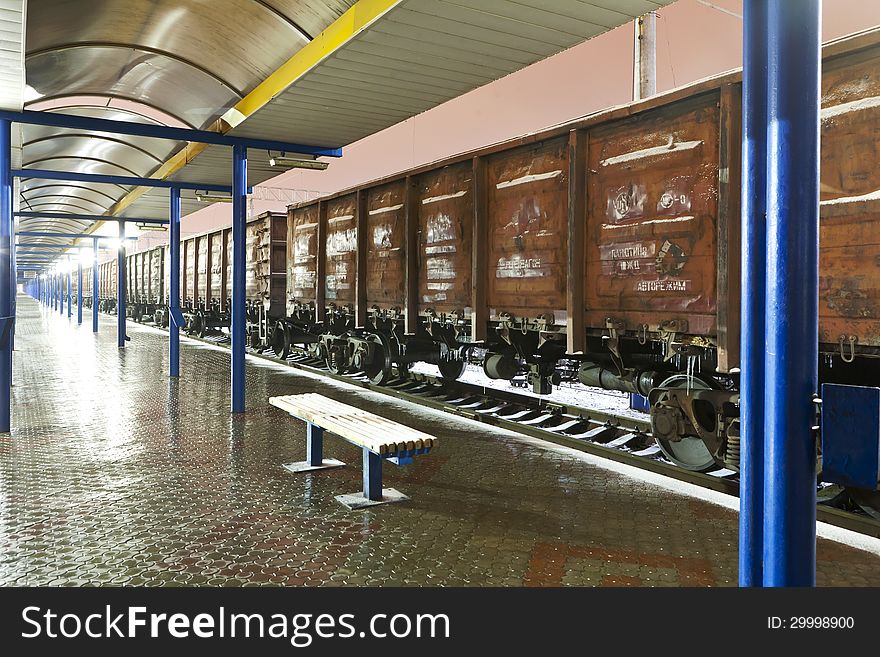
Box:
(281, 28, 880, 472)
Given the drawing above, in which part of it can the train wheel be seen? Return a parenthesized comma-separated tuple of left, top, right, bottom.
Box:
(438, 353, 466, 381)
(362, 333, 392, 385)
(652, 374, 717, 472)
(849, 488, 880, 521)
(189, 313, 203, 337)
(271, 322, 291, 359)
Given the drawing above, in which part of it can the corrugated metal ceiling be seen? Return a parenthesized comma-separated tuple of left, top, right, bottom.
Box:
(230, 0, 669, 147)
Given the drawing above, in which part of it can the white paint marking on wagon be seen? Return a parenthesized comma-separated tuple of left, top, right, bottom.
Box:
(421, 190, 467, 204)
(368, 203, 404, 215)
(600, 140, 703, 167)
(642, 215, 695, 224)
(600, 216, 694, 229)
(328, 214, 354, 223)
(495, 170, 562, 189)
(821, 95, 880, 120)
(425, 245, 456, 254)
(821, 188, 880, 206)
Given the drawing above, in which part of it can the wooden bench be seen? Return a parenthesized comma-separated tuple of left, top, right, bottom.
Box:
(269, 393, 438, 509)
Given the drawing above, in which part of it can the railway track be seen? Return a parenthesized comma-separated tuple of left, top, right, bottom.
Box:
(133, 317, 880, 539)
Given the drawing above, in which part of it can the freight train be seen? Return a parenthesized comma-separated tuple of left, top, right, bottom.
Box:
(74, 28, 880, 482)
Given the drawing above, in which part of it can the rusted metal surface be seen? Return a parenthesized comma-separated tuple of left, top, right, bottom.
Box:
(287, 205, 319, 314)
(138, 252, 147, 300)
(415, 161, 473, 318)
(716, 84, 742, 371)
(471, 156, 488, 341)
(163, 245, 171, 306)
(366, 181, 406, 309)
(196, 235, 208, 305)
(486, 137, 569, 322)
(224, 227, 233, 305)
(567, 129, 587, 353)
(355, 191, 367, 326)
(404, 176, 418, 333)
(184, 238, 195, 304)
(245, 218, 263, 302)
(324, 194, 357, 308)
(246, 213, 272, 306)
(150, 247, 164, 303)
(819, 46, 880, 350)
(207, 233, 220, 304)
(105, 260, 116, 299)
(220, 229, 229, 308)
(585, 93, 721, 338)
(265, 212, 288, 317)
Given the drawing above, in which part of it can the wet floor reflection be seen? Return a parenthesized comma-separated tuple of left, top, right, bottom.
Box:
(3, 296, 880, 587)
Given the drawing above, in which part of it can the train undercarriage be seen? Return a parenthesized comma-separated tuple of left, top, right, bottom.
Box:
(78, 297, 880, 516)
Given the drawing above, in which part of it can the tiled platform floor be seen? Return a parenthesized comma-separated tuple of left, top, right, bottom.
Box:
(2, 296, 880, 587)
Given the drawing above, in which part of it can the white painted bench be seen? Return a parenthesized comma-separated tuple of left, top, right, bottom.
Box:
(269, 393, 438, 508)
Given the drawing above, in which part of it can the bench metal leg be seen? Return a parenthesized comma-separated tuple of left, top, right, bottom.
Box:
(306, 423, 323, 466)
(335, 449, 409, 510)
(281, 421, 345, 474)
(363, 449, 382, 501)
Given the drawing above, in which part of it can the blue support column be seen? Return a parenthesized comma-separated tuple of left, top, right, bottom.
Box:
(169, 188, 180, 378)
(66, 262, 72, 319)
(0, 118, 12, 432)
(117, 219, 126, 348)
(739, 0, 767, 586)
(231, 144, 247, 413)
(763, 0, 821, 587)
(92, 237, 98, 333)
(58, 270, 63, 314)
(362, 450, 382, 501)
(10, 237, 14, 350)
(77, 259, 82, 325)
(306, 423, 324, 467)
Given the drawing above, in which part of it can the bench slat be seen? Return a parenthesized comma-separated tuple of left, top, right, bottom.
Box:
(270, 393, 437, 456)
(303, 395, 431, 442)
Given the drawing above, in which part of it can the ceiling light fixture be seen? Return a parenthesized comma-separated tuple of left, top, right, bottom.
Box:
(268, 154, 329, 170)
(196, 192, 233, 203)
(136, 222, 168, 232)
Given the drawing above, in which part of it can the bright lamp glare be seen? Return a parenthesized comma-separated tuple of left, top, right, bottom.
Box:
(79, 248, 95, 263)
(104, 238, 123, 251)
(56, 260, 70, 273)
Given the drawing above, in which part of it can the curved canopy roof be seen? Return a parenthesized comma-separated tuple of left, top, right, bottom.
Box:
(14, 0, 670, 260)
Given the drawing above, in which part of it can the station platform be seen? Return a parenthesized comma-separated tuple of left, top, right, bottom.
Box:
(3, 296, 880, 587)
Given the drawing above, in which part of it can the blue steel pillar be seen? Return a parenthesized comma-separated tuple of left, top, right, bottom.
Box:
(59, 270, 63, 314)
(10, 237, 14, 350)
(92, 237, 98, 332)
(66, 259, 72, 319)
(117, 219, 126, 347)
(763, 0, 821, 587)
(231, 144, 247, 413)
(169, 187, 180, 378)
(740, 0, 768, 586)
(0, 118, 12, 432)
(77, 258, 82, 324)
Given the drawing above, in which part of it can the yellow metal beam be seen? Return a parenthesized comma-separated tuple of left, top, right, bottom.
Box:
(102, 0, 403, 221)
